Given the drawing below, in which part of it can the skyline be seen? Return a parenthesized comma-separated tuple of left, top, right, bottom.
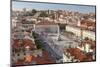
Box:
(12, 1, 96, 13)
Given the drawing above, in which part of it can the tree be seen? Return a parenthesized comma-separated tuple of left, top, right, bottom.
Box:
(31, 9, 37, 15)
(39, 11, 48, 17)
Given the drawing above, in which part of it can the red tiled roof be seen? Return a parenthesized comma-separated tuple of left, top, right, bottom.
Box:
(66, 48, 86, 61)
(12, 39, 36, 50)
(42, 51, 49, 58)
(12, 39, 22, 49)
(23, 39, 33, 45)
(35, 56, 55, 64)
(80, 20, 95, 29)
(16, 59, 25, 65)
(32, 51, 56, 64)
(81, 20, 95, 25)
(25, 55, 33, 63)
(15, 54, 55, 65)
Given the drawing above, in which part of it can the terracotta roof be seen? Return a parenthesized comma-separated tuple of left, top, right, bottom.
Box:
(42, 51, 49, 58)
(15, 59, 25, 65)
(14, 50, 56, 65)
(25, 55, 33, 63)
(23, 39, 33, 45)
(80, 20, 95, 29)
(66, 48, 86, 61)
(81, 20, 95, 25)
(12, 39, 22, 49)
(15, 53, 55, 65)
(12, 39, 36, 50)
(35, 57, 55, 64)
(32, 51, 56, 64)
(84, 53, 93, 61)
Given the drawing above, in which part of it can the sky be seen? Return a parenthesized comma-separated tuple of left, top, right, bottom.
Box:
(12, 1, 96, 13)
